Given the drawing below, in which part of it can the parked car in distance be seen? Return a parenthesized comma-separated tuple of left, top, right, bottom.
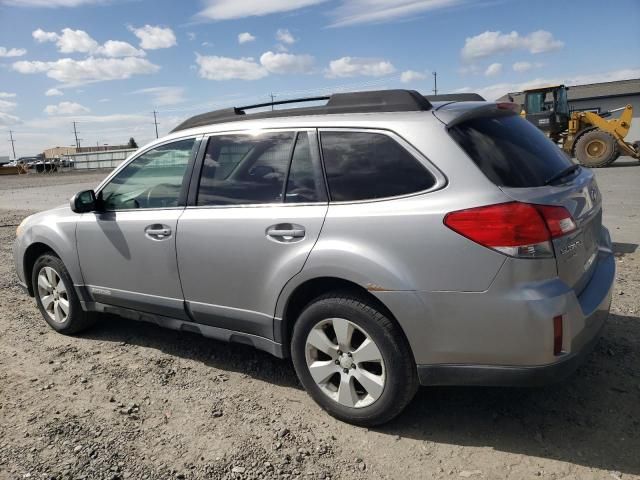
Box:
(14, 90, 615, 425)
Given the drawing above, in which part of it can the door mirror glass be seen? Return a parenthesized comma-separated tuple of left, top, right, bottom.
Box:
(70, 189, 97, 213)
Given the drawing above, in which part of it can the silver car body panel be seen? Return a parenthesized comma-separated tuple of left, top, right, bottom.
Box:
(13, 103, 615, 386)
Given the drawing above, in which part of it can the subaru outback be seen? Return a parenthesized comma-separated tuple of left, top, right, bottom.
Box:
(14, 90, 614, 426)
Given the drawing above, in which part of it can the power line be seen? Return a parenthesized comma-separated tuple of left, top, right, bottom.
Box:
(269, 93, 276, 111)
(432, 71, 438, 95)
(152, 110, 159, 138)
(8, 130, 16, 160)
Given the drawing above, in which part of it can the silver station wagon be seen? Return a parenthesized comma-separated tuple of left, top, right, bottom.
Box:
(14, 90, 615, 425)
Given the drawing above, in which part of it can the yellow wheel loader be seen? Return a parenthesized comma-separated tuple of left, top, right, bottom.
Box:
(521, 84, 640, 167)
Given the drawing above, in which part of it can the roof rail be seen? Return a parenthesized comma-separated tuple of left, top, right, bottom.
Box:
(171, 89, 433, 132)
(425, 93, 485, 102)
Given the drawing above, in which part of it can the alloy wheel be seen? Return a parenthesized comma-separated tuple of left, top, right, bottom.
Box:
(37, 266, 69, 324)
(304, 317, 386, 408)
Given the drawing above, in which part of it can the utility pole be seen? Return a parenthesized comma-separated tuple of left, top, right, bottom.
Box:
(72, 121, 81, 148)
(8, 130, 16, 160)
(269, 93, 276, 111)
(152, 110, 159, 139)
(432, 71, 438, 96)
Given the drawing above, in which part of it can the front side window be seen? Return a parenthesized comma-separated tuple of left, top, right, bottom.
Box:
(197, 132, 296, 206)
(100, 138, 195, 210)
(320, 131, 436, 202)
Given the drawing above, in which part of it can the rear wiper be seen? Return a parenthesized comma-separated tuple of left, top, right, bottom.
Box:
(545, 164, 581, 185)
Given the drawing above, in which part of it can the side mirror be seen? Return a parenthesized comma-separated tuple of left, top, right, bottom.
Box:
(70, 189, 97, 213)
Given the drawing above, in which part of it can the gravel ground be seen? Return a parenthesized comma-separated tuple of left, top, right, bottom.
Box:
(0, 164, 639, 480)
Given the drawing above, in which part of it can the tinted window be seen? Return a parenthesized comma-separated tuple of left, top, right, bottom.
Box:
(197, 132, 295, 206)
(100, 138, 195, 210)
(285, 133, 322, 203)
(320, 131, 435, 202)
(449, 113, 573, 188)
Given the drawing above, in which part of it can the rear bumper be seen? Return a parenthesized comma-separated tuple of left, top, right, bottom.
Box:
(416, 317, 604, 386)
(415, 246, 614, 387)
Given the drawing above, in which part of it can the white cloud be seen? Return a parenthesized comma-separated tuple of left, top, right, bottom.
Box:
(98, 40, 145, 57)
(276, 28, 295, 45)
(326, 57, 396, 78)
(0, 92, 17, 98)
(129, 25, 177, 50)
(0, 99, 17, 111)
(476, 68, 640, 101)
(512, 61, 543, 73)
(187, 32, 196, 41)
(238, 32, 256, 44)
(2, 0, 106, 6)
(13, 57, 160, 86)
(0, 46, 27, 57)
(195, 54, 268, 81)
(259, 51, 314, 74)
(196, 0, 327, 20)
(45, 88, 64, 96)
(133, 86, 186, 106)
(462, 30, 564, 61)
(484, 62, 502, 77)
(400, 70, 427, 83)
(0, 112, 21, 126)
(32, 28, 60, 43)
(329, 0, 463, 27)
(44, 101, 90, 115)
(32, 28, 144, 57)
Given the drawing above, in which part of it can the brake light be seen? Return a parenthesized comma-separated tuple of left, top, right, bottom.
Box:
(496, 102, 520, 112)
(444, 202, 575, 258)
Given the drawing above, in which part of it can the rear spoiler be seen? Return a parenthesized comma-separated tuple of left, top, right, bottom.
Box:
(425, 93, 485, 102)
(441, 102, 519, 128)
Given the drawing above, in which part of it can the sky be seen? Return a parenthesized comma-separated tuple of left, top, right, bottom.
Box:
(1, 0, 639, 157)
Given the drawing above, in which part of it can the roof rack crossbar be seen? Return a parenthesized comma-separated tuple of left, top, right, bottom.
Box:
(236, 95, 331, 113)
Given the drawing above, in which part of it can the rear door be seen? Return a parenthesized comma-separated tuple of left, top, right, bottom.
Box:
(176, 129, 328, 338)
(448, 111, 602, 292)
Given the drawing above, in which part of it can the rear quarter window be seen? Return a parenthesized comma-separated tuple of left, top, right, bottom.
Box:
(320, 131, 435, 202)
(449, 113, 573, 188)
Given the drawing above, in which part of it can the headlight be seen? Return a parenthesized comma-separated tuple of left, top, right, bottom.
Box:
(16, 216, 31, 237)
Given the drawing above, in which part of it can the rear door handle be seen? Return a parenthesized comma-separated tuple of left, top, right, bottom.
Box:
(145, 224, 172, 240)
(266, 224, 306, 241)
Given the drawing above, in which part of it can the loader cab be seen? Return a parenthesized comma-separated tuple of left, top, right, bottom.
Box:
(522, 85, 570, 139)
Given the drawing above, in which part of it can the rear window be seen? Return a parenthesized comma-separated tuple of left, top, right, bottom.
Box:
(449, 113, 573, 187)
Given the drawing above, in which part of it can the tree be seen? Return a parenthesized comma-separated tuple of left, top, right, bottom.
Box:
(127, 137, 138, 149)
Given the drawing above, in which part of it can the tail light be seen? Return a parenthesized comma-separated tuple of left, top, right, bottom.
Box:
(444, 202, 576, 258)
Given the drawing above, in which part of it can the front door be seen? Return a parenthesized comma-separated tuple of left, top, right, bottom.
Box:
(76, 137, 199, 319)
(177, 130, 328, 338)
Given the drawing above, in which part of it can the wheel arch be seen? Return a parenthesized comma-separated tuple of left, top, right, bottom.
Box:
(275, 276, 415, 362)
(23, 242, 61, 296)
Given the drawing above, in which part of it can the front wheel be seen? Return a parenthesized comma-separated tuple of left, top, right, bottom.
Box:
(32, 254, 96, 334)
(291, 292, 418, 426)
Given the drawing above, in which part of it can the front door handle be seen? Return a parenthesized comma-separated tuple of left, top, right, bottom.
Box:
(145, 224, 172, 240)
(266, 224, 306, 241)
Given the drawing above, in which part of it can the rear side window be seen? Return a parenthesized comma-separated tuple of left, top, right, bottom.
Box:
(449, 113, 573, 188)
(320, 131, 435, 202)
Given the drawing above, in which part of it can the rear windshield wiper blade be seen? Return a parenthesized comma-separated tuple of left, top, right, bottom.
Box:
(545, 164, 581, 185)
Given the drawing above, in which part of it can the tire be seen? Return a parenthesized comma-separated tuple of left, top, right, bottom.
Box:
(575, 129, 619, 168)
(291, 292, 418, 426)
(32, 254, 96, 335)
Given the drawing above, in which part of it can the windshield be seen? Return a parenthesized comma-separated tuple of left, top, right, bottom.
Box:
(449, 113, 573, 188)
(525, 92, 545, 113)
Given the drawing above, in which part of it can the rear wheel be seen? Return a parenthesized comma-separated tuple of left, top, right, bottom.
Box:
(32, 254, 96, 334)
(291, 292, 418, 426)
(575, 129, 619, 168)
